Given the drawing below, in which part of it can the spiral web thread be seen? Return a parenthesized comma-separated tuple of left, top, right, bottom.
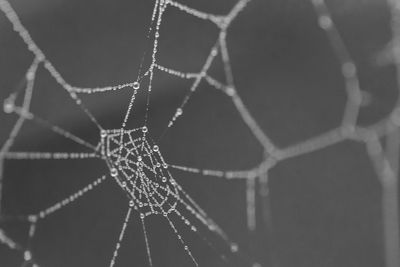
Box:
(0, 0, 399, 266)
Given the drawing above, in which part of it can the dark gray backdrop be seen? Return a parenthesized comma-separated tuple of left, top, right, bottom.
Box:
(0, 0, 394, 266)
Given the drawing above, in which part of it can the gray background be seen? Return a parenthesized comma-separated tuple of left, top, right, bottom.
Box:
(0, 0, 395, 266)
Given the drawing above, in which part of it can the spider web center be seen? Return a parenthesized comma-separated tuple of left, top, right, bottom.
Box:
(101, 128, 179, 216)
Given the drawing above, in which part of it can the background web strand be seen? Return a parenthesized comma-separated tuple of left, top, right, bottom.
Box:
(109, 206, 132, 267)
(0, 58, 39, 214)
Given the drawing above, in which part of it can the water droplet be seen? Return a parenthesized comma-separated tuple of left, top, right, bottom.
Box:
(100, 130, 107, 138)
(110, 168, 118, 177)
(140, 213, 145, 219)
(137, 156, 142, 162)
(129, 200, 134, 207)
(230, 243, 239, 253)
(142, 126, 148, 133)
(153, 145, 159, 152)
(318, 15, 332, 30)
(133, 81, 140, 90)
(342, 62, 356, 78)
(28, 215, 37, 223)
(26, 71, 35, 80)
(24, 250, 32, 261)
(176, 108, 183, 116)
(3, 99, 14, 114)
(226, 86, 235, 96)
(162, 177, 167, 182)
(163, 163, 168, 169)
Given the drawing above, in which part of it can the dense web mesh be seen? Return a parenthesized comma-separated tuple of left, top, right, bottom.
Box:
(0, 0, 399, 266)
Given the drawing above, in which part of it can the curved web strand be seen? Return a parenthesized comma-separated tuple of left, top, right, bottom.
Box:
(381, 1, 400, 266)
(217, 36, 277, 155)
(0, 0, 104, 132)
(310, 0, 363, 133)
(0, 58, 40, 214)
(0, 59, 46, 264)
(383, 128, 400, 267)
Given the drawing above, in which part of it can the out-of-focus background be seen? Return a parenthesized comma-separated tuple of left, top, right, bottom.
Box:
(0, 0, 396, 266)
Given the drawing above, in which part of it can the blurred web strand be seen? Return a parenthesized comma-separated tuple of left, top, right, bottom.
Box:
(0, 0, 400, 266)
(158, 0, 400, 265)
(0, 0, 103, 132)
(383, 1, 400, 266)
(384, 129, 400, 267)
(110, 206, 132, 267)
(311, 1, 400, 267)
(0, 58, 39, 215)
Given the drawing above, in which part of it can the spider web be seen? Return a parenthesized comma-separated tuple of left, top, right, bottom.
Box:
(0, 0, 399, 266)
